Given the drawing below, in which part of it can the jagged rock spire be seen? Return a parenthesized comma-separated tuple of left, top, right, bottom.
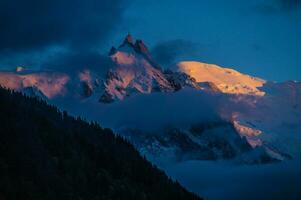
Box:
(118, 34, 149, 55)
(134, 40, 149, 55)
(123, 33, 134, 44)
(116, 34, 151, 58)
(119, 33, 135, 48)
(109, 46, 117, 56)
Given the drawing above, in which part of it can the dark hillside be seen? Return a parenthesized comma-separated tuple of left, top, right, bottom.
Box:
(0, 87, 201, 200)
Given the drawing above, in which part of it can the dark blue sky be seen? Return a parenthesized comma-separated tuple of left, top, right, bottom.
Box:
(118, 0, 301, 81)
(0, 0, 300, 81)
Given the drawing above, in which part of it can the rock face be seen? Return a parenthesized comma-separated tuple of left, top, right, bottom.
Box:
(99, 34, 201, 102)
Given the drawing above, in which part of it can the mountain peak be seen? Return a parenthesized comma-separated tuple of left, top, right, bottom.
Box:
(135, 39, 149, 55)
(122, 33, 134, 45)
(109, 46, 117, 56)
(118, 34, 149, 56)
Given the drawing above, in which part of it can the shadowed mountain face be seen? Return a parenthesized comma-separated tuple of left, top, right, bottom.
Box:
(0, 87, 202, 200)
(120, 122, 278, 165)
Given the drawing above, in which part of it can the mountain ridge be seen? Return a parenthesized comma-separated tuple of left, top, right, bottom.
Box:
(0, 34, 300, 165)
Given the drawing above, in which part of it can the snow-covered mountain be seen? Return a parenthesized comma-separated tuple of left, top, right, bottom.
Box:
(175, 61, 301, 161)
(100, 34, 205, 102)
(120, 121, 278, 165)
(100, 34, 175, 102)
(230, 81, 301, 160)
(0, 34, 300, 165)
(177, 61, 266, 96)
(0, 35, 203, 102)
(0, 70, 69, 98)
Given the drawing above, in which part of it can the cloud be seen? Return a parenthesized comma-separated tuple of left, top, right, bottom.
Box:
(166, 160, 301, 200)
(279, 0, 301, 10)
(42, 50, 114, 74)
(151, 40, 199, 67)
(54, 89, 222, 131)
(0, 0, 127, 52)
(255, 0, 301, 14)
(0, 0, 130, 70)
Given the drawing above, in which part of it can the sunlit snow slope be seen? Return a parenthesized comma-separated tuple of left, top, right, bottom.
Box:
(0, 71, 69, 98)
(177, 61, 266, 96)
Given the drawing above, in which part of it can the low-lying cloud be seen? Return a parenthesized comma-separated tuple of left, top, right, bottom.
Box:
(54, 89, 223, 131)
(166, 160, 301, 200)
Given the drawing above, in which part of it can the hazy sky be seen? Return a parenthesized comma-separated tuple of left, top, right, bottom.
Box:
(0, 0, 300, 81)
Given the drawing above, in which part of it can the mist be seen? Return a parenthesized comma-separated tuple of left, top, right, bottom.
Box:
(54, 89, 223, 132)
(52, 86, 301, 200)
(165, 160, 301, 200)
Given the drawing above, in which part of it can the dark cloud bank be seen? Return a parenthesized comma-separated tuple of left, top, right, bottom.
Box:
(0, 0, 126, 51)
(256, 0, 301, 13)
(42, 51, 114, 73)
(151, 39, 199, 68)
(280, 0, 301, 10)
(0, 0, 128, 70)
